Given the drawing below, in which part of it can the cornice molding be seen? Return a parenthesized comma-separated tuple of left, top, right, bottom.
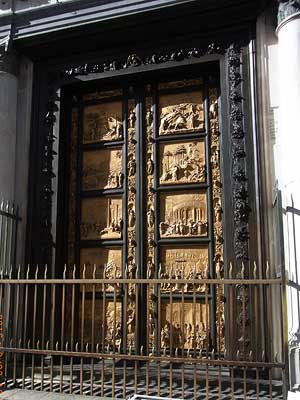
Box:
(277, 0, 300, 25)
(0, 34, 19, 76)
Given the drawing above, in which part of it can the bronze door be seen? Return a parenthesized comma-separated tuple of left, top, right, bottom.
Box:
(67, 74, 224, 353)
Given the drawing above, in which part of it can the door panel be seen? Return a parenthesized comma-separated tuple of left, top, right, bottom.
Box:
(67, 73, 224, 354)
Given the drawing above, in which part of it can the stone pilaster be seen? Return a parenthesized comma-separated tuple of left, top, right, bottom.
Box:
(0, 36, 19, 202)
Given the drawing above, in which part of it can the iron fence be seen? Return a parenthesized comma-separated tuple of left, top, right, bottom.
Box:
(0, 264, 287, 399)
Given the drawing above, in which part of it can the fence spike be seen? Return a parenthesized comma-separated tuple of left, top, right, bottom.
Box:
(9, 265, 12, 279)
(229, 262, 233, 279)
(55, 341, 59, 351)
(106, 344, 110, 353)
(44, 264, 48, 279)
(275, 352, 279, 362)
(241, 262, 245, 279)
(10, 338, 13, 347)
(63, 265, 67, 280)
(73, 264, 76, 279)
(175, 348, 178, 357)
(199, 348, 203, 359)
(140, 345, 143, 355)
(0, 268, 3, 280)
(18, 338, 22, 348)
(75, 342, 79, 352)
(1, 199, 4, 210)
(163, 347, 166, 356)
(211, 348, 215, 360)
(83, 264, 86, 279)
(5, 200, 9, 212)
(96, 343, 99, 353)
(86, 343, 89, 352)
(118, 343, 121, 354)
(253, 261, 257, 279)
(224, 348, 227, 359)
(93, 264, 96, 279)
(266, 261, 270, 279)
(35, 265, 39, 280)
(17, 265, 21, 280)
(26, 264, 30, 280)
(27, 339, 31, 349)
(65, 341, 69, 351)
(262, 350, 265, 362)
(236, 350, 240, 361)
(129, 345, 132, 355)
(37, 340, 40, 350)
(46, 341, 49, 350)
(136, 263, 139, 277)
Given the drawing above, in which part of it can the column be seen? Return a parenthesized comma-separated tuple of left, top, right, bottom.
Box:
(276, 3, 300, 392)
(0, 40, 18, 202)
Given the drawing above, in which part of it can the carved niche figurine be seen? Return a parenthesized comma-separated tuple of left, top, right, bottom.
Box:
(147, 207, 155, 227)
(146, 108, 153, 127)
(128, 109, 136, 129)
(128, 155, 136, 176)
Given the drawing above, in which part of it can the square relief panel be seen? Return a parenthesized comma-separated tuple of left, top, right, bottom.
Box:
(159, 192, 207, 238)
(79, 299, 122, 347)
(83, 101, 123, 143)
(159, 91, 204, 135)
(81, 197, 122, 240)
(80, 247, 122, 291)
(82, 148, 123, 191)
(160, 246, 208, 293)
(161, 301, 208, 350)
(160, 140, 206, 185)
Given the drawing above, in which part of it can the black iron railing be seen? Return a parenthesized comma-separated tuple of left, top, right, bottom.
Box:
(0, 264, 288, 399)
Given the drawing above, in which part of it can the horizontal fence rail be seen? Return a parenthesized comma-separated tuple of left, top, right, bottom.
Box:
(0, 264, 287, 399)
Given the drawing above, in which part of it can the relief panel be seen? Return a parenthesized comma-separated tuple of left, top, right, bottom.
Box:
(83, 101, 123, 143)
(160, 140, 206, 185)
(80, 247, 122, 291)
(82, 148, 123, 191)
(159, 192, 207, 238)
(81, 197, 122, 240)
(79, 299, 122, 347)
(161, 301, 208, 350)
(159, 91, 204, 135)
(160, 246, 208, 293)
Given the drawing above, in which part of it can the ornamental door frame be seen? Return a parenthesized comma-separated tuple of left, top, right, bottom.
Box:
(25, 43, 262, 358)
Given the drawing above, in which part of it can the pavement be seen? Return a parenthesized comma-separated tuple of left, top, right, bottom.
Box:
(1, 389, 300, 399)
(0, 389, 108, 399)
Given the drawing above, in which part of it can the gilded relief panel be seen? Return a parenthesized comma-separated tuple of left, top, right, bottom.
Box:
(160, 246, 208, 293)
(83, 101, 123, 143)
(159, 91, 204, 135)
(159, 192, 207, 238)
(82, 149, 123, 191)
(161, 301, 208, 350)
(160, 140, 206, 185)
(81, 197, 122, 240)
(79, 299, 122, 347)
(80, 247, 122, 291)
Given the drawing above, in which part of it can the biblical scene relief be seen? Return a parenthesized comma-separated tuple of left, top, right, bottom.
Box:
(160, 141, 206, 185)
(160, 192, 207, 237)
(161, 302, 208, 350)
(83, 101, 123, 143)
(159, 91, 204, 135)
(81, 197, 122, 240)
(80, 247, 122, 291)
(82, 149, 123, 191)
(160, 247, 208, 293)
(79, 299, 122, 347)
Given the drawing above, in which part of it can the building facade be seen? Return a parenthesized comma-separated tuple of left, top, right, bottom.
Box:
(0, 0, 299, 398)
